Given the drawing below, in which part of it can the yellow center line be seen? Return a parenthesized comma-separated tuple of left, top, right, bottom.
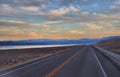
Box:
(45, 50, 81, 77)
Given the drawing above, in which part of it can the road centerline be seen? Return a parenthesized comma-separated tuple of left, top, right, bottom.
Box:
(45, 48, 82, 77)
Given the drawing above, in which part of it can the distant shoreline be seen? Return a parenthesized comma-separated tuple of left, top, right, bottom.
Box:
(0, 44, 80, 50)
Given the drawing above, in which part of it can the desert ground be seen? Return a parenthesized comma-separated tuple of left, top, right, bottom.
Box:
(96, 38, 120, 54)
(0, 46, 75, 71)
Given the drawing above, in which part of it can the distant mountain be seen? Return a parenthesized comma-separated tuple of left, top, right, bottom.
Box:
(100, 36, 120, 41)
(0, 36, 120, 46)
(96, 38, 120, 54)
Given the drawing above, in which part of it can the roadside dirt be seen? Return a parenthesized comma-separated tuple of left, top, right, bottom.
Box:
(95, 38, 120, 54)
(0, 46, 75, 71)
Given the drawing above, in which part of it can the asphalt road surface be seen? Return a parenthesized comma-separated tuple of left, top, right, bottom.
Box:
(0, 45, 120, 77)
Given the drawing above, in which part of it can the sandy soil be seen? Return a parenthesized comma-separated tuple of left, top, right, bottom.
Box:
(0, 46, 75, 71)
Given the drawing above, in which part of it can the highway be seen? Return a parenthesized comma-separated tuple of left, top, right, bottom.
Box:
(0, 45, 120, 77)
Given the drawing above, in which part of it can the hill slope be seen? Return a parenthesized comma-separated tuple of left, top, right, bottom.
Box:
(96, 38, 120, 54)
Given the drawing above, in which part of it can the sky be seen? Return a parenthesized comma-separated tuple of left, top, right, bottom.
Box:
(0, 0, 120, 40)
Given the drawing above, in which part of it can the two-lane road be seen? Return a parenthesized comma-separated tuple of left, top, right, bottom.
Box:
(0, 45, 120, 77)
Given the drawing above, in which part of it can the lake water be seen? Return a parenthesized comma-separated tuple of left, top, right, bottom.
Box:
(0, 44, 80, 50)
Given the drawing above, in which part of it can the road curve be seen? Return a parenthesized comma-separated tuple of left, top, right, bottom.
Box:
(0, 45, 119, 77)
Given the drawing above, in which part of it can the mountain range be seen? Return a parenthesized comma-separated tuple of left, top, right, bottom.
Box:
(0, 36, 120, 46)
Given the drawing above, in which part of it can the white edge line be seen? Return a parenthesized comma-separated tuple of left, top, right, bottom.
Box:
(94, 46, 120, 60)
(90, 46, 107, 77)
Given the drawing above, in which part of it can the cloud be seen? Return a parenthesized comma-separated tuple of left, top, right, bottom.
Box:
(0, 0, 119, 23)
(57, 0, 79, 6)
(49, 5, 78, 17)
(0, 0, 48, 17)
(69, 30, 85, 35)
(85, 23, 103, 29)
(0, 29, 24, 37)
(11, 30, 24, 35)
(49, 29, 60, 33)
(0, 4, 16, 14)
(28, 31, 41, 37)
(0, 20, 62, 28)
(35, 8, 120, 23)
(41, 21, 63, 25)
(0, 0, 48, 7)
(20, 6, 39, 12)
(0, 28, 43, 40)
(90, 30, 120, 38)
(0, 20, 26, 24)
(0, 27, 9, 31)
(108, 0, 120, 13)
(0, 20, 28, 27)
(0, 20, 63, 38)
(0, 0, 119, 40)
